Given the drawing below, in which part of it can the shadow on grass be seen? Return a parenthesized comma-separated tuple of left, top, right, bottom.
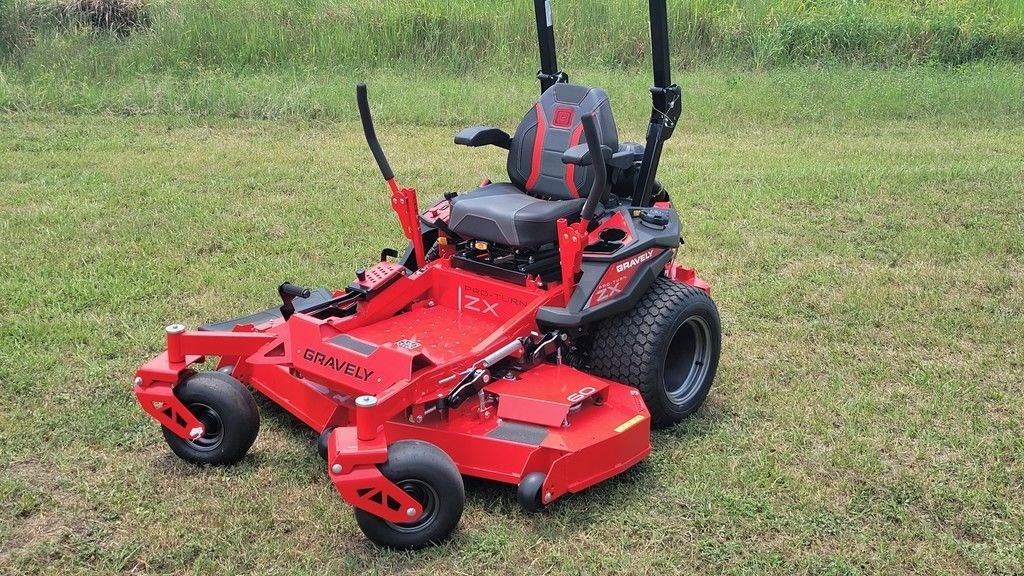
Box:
(151, 450, 279, 478)
(149, 385, 721, 558)
(255, 392, 320, 439)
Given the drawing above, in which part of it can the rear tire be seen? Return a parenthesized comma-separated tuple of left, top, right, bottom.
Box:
(354, 440, 465, 550)
(588, 277, 721, 428)
(161, 371, 260, 465)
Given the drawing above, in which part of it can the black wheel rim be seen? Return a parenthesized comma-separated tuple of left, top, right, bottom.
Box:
(188, 402, 224, 451)
(663, 315, 713, 406)
(386, 479, 439, 533)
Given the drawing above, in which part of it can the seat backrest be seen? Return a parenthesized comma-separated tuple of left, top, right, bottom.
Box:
(507, 83, 618, 200)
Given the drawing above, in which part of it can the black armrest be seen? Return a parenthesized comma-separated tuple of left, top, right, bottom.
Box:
(608, 150, 637, 170)
(562, 144, 636, 170)
(454, 126, 512, 150)
(561, 143, 613, 166)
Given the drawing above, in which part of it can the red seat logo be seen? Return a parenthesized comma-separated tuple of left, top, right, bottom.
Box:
(552, 107, 575, 128)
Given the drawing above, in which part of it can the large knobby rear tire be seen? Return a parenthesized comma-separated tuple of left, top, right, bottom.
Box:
(354, 440, 465, 550)
(588, 277, 721, 428)
(160, 371, 260, 465)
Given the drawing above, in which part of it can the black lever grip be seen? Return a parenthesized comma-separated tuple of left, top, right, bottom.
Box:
(278, 282, 311, 299)
(579, 113, 607, 223)
(356, 83, 395, 181)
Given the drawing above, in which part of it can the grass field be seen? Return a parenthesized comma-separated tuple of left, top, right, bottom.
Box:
(0, 64, 1022, 574)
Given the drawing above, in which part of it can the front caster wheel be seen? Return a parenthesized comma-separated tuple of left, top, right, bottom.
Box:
(161, 371, 260, 465)
(316, 427, 335, 460)
(354, 440, 465, 550)
(517, 472, 547, 513)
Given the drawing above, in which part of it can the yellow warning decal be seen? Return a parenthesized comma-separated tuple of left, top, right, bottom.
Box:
(614, 415, 646, 433)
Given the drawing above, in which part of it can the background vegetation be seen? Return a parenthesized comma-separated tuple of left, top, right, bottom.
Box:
(3, 0, 1024, 73)
(3, 0, 1024, 121)
(1, 1, 1022, 574)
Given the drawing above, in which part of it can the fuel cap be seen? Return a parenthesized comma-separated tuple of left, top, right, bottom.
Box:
(639, 209, 669, 229)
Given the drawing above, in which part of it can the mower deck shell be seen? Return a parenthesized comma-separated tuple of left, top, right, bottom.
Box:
(134, 256, 657, 519)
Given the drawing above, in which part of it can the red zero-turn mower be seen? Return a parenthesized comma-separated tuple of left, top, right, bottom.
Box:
(133, 0, 720, 549)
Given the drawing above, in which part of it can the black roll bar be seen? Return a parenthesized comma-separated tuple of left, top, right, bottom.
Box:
(649, 0, 673, 94)
(631, 0, 682, 206)
(533, 0, 565, 93)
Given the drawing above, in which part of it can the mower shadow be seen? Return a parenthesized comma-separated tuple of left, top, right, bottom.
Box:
(460, 405, 724, 532)
(255, 392, 320, 433)
(205, 391, 724, 558)
(151, 450, 278, 477)
(254, 391, 323, 449)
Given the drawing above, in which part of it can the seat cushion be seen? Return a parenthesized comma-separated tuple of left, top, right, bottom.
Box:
(448, 183, 585, 248)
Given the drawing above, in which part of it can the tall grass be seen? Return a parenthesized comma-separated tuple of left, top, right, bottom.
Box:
(2, 0, 1024, 75)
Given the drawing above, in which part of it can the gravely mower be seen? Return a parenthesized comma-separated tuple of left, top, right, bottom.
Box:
(133, 0, 720, 549)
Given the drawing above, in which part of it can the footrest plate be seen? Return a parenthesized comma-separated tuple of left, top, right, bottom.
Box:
(350, 261, 406, 293)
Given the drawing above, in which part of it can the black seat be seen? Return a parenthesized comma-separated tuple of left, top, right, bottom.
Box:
(448, 183, 586, 248)
(449, 83, 618, 248)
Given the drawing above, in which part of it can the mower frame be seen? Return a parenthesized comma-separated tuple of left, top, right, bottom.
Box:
(133, 0, 719, 549)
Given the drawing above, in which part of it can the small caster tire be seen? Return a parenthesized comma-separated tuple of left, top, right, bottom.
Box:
(161, 371, 260, 465)
(317, 427, 335, 461)
(517, 472, 546, 513)
(354, 440, 464, 550)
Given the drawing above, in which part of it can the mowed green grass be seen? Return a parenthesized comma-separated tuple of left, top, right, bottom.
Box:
(1, 68, 1023, 574)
